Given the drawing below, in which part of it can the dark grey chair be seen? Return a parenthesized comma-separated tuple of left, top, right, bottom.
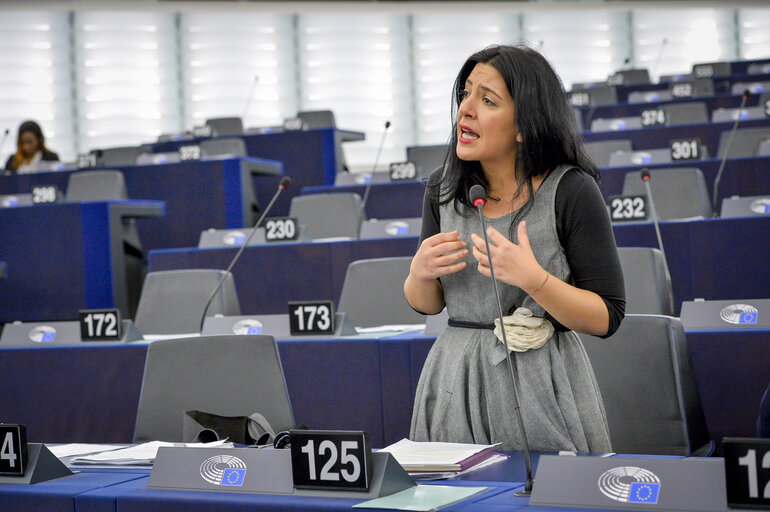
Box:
(587, 85, 618, 106)
(297, 110, 336, 129)
(585, 140, 633, 168)
(406, 144, 447, 179)
(66, 170, 128, 202)
(337, 257, 425, 328)
(717, 127, 770, 158)
(691, 61, 731, 79)
(205, 117, 244, 136)
(133, 335, 295, 442)
(97, 146, 145, 167)
(200, 137, 247, 158)
(297, 110, 351, 174)
(661, 101, 708, 125)
(617, 248, 674, 316)
(66, 170, 144, 316)
(622, 167, 712, 219)
(579, 315, 712, 456)
(608, 68, 650, 86)
(134, 270, 241, 336)
(288, 192, 363, 240)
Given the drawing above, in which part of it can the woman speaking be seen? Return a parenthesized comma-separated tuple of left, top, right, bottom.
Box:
(404, 44, 625, 452)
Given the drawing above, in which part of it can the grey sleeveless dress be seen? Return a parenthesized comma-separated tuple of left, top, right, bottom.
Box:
(410, 165, 612, 453)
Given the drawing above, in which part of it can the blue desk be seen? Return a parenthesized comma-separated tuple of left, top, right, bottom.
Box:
(0, 470, 147, 512)
(149, 216, 769, 315)
(0, 156, 280, 251)
(302, 154, 770, 223)
(0, 326, 763, 455)
(151, 128, 364, 217)
(598, 155, 770, 210)
(582, 117, 770, 156)
(303, 181, 426, 220)
(601, 71, 770, 103)
(147, 237, 418, 315)
(0, 200, 164, 323)
(576, 92, 763, 131)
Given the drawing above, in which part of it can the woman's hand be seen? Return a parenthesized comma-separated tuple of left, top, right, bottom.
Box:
(410, 230, 468, 282)
(471, 221, 545, 293)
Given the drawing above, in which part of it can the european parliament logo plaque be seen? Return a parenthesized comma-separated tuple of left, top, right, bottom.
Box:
(529, 455, 727, 511)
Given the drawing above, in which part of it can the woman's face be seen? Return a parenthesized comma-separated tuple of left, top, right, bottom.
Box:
(456, 62, 519, 169)
(19, 132, 40, 158)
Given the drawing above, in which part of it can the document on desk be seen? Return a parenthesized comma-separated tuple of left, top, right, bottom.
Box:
(353, 484, 488, 511)
(354, 324, 426, 334)
(69, 440, 232, 466)
(48, 444, 125, 459)
(379, 439, 500, 472)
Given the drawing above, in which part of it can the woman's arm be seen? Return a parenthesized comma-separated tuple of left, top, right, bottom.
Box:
(471, 170, 625, 336)
(404, 187, 468, 315)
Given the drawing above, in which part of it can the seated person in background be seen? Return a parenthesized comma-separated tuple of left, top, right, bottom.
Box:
(4, 120, 59, 174)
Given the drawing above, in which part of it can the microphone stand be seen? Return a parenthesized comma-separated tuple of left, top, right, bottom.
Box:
(470, 185, 534, 496)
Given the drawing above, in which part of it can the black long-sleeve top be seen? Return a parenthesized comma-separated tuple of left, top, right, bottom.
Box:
(419, 167, 626, 338)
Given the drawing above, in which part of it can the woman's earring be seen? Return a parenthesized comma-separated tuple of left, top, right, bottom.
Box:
(516, 133, 523, 143)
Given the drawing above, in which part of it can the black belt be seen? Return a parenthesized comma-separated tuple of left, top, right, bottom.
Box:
(447, 318, 495, 330)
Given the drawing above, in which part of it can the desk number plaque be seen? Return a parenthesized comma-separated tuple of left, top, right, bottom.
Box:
(289, 430, 372, 491)
(0, 424, 27, 476)
(724, 437, 770, 509)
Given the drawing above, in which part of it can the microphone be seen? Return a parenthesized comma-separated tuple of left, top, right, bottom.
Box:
(0, 128, 10, 157)
(651, 37, 668, 79)
(198, 176, 291, 332)
(358, 120, 391, 229)
(621, 57, 631, 70)
(712, 89, 750, 215)
(242, 74, 260, 120)
(640, 170, 673, 308)
(469, 184, 534, 497)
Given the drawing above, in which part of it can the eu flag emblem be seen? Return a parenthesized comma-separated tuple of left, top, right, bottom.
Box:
(247, 326, 261, 335)
(628, 482, 660, 504)
(220, 468, 246, 486)
(739, 312, 758, 324)
(41, 332, 55, 342)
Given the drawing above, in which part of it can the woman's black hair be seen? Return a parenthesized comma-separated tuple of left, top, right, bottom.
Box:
(428, 44, 598, 223)
(13, 120, 48, 170)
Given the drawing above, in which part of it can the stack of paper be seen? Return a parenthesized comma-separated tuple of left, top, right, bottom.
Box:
(379, 439, 501, 474)
(68, 440, 232, 466)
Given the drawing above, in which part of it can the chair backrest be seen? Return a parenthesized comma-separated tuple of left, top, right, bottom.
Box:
(133, 334, 295, 442)
(667, 78, 714, 98)
(617, 247, 674, 316)
(691, 61, 731, 78)
(406, 144, 447, 178)
(134, 270, 241, 335)
(579, 315, 711, 456)
(288, 193, 363, 240)
(584, 140, 633, 168)
(98, 146, 144, 167)
(200, 137, 247, 157)
(717, 127, 770, 158)
(337, 257, 425, 328)
(297, 110, 336, 129)
(609, 68, 650, 86)
(607, 149, 672, 168)
(662, 101, 708, 125)
(587, 85, 618, 106)
(205, 117, 243, 136)
(622, 167, 712, 219)
(66, 170, 128, 202)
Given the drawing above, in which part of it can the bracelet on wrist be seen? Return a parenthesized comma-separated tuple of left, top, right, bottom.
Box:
(530, 270, 549, 295)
